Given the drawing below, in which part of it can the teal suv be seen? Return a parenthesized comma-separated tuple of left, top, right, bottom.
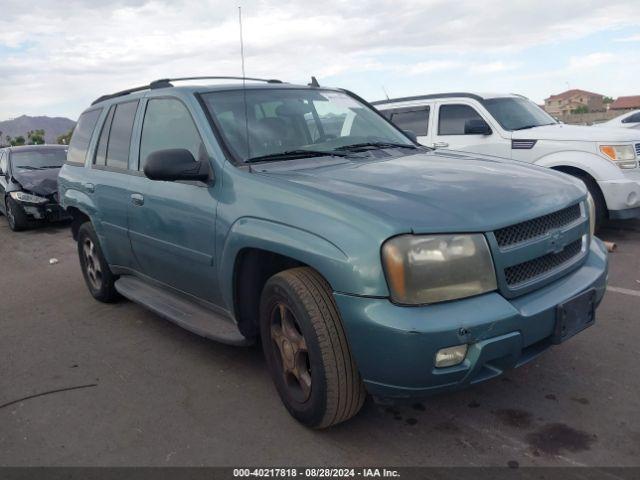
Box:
(58, 77, 608, 428)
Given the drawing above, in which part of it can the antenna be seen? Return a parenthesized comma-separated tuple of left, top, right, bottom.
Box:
(239, 6, 250, 159)
(382, 85, 390, 100)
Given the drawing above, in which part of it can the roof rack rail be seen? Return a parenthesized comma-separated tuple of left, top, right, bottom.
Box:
(91, 76, 284, 105)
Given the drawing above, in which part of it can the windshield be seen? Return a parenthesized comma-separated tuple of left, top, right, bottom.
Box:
(11, 149, 67, 172)
(201, 88, 413, 162)
(483, 97, 557, 131)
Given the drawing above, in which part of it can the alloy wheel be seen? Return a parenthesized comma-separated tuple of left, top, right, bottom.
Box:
(82, 237, 103, 291)
(269, 302, 312, 403)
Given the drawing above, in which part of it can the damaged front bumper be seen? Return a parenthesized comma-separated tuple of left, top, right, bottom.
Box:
(333, 237, 608, 402)
(15, 196, 71, 223)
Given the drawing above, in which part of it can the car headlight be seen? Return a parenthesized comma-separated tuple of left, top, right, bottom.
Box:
(9, 191, 48, 204)
(586, 194, 595, 237)
(381, 234, 497, 305)
(599, 144, 637, 169)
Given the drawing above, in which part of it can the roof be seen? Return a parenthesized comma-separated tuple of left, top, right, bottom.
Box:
(371, 92, 520, 106)
(545, 89, 604, 101)
(6, 144, 67, 153)
(610, 95, 640, 110)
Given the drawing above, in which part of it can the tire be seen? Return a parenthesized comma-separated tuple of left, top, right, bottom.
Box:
(6, 197, 29, 231)
(260, 267, 366, 428)
(576, 175, 607, 233)
(77, 222, 118, 302)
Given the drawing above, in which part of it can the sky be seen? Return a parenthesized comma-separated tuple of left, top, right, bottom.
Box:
(0, 0, 639, 120)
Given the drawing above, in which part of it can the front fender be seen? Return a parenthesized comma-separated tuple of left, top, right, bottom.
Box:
(535, 150, 624, 181)
(218, 217, 389, 310)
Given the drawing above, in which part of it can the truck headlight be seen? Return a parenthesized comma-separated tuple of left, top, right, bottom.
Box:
(586, 194, 596, 237)
(599, 144, 637, 169)
(9, 191, 48, 204)
(381, 234, 497, 305)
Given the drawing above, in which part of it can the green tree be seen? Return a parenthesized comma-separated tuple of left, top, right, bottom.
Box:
(57, 128, 74, 145)
(27, 129, 46, 145)
(603, 96, 614, 104)
(10, 136, 26, 146)
(571, 105, 589, 114)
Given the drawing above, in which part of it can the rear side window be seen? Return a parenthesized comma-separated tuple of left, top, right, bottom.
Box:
(438, 104, 484, 135)
(139, 98, 204, 169)
(622, 112, 640, 123)
(105, 101, 138, 170)
(67, 109, 101, 165)
(389, 108, 429, 136)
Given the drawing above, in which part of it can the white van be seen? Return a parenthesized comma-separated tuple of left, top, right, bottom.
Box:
(374, 92, 640, 227)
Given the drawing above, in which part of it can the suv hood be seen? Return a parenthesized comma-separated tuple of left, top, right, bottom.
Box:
(263, 151, 585, 232)
(512, 123, 640, 142)
(12, 167, 60, 197)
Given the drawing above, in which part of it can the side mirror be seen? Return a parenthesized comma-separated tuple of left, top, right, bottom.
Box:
(143, 149, 211, 183)
(464, 119, 492, 135)
(403, 130, 418, 143)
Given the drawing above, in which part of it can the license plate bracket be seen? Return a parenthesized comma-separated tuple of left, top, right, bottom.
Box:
(553, 289, 596, 344)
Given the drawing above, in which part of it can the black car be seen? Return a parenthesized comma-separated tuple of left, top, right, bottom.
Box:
(0, 145, 70, 231)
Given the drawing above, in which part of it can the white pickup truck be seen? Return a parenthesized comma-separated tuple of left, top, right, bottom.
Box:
(373, 92, 640, 228)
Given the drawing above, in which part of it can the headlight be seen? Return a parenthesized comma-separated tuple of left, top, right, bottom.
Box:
(381, 234, 497, 305)
(586, 194, 595, 237)
(599, 144, 637, 169)
(9, 191, 48, 204)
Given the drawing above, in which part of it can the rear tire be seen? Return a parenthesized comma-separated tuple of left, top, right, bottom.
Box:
(77, 222, 118, 302)
(6, 197, 29, 231)
(260, 267, 366, 428)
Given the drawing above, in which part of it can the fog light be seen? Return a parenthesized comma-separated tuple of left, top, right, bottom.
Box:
(435, 344, 468, 368)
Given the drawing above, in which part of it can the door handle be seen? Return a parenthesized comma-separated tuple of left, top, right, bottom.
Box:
(84, 182, 95, 193)
(131, 193, 144, 206)
(433, 142, 449, 148)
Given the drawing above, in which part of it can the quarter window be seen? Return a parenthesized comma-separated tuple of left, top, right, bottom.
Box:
(389, 108, 429, 136)
(438, 104, 485, 135)
(67, 109, 101, 165)
(139, 98, 204, 169)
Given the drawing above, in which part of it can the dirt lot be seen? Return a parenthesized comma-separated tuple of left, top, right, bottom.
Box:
(0, 218, 639, 467)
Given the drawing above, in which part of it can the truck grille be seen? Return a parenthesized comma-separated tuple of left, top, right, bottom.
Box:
(504, 239, 583, 287)
(494, 204, 581, 248)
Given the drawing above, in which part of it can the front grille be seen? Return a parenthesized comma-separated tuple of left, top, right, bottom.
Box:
(494, 204, 581, 248)
(504, 239, 582, 287)
(635, 143, 640, 157)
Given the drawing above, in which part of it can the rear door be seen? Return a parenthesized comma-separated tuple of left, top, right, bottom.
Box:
(88, 100, 140, 267)
(432, 101, 510, 157)
(384, 106, 431, 145)
(127, 96, 220, 304)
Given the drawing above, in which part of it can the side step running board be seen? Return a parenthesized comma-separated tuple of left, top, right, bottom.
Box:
(115, 276, 252, 346)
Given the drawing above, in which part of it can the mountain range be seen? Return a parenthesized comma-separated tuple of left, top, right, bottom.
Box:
(0, 115, 76, 144)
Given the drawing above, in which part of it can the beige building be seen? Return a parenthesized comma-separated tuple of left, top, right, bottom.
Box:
(544, 89, 605, 116)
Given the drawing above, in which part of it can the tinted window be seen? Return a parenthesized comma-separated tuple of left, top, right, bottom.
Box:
(104, 101, 138, 170)
(94, 106, 115, 167)
(622, 112, 640, 123)
(483, 97, 556, 131)
(438, 104, 486, 135)
(389, 108, 429, 136)
(67, 109, 101, 165)
(139, 98, 204, 169)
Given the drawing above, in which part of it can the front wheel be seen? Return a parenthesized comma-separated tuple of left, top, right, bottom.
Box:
(6, 197, 29, 231)
(577, 175, 607, 233)
(77, 222, 118, 302)
(260, 267, 366, 428)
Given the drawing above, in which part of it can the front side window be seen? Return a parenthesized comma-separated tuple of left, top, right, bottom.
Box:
(139, 98, 204, 169)
(10, 149, 68, 173)
(438, 104, 486, 135)
(389, 108, 429, 136)
(622, 112, 640, 124)
(67, 109, 101, 165)
(201, 88, 412, 162)
(482, 97, 556, 131)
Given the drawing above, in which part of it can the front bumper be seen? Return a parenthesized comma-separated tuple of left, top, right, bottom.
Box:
(334, 237, 608, 401)
(19, 201, 71, 223)
(599, 170, 640, 218)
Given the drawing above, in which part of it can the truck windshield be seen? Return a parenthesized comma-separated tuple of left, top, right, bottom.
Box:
(483, 97, 557, 131)
(11, 149, 67, 172)
(201, 88, 413, 163)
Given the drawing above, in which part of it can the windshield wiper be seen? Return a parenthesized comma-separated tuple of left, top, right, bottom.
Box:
(15, 165, 39, 170)
(513, 122, 556, 131)
(245, 149, 348, 164)
(335, 142, 417, 151)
